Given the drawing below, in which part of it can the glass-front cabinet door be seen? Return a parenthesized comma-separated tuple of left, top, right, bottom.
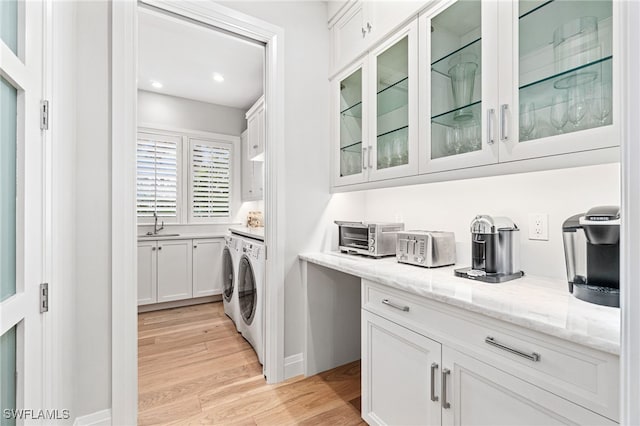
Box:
(367, 19, 418, 181)
(420, 0, 499, 173)
(334, 60, 368, 186)
(500, 0, 617, 161)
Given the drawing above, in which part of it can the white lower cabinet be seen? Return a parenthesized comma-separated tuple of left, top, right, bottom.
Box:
(362, 310, 442, 426)
(137, 237, 224, 306)
(192, 239, 224, 297)
(362, 280, 619, 426)
(157, 240, 193, 303)
(137, 241, 157, 305)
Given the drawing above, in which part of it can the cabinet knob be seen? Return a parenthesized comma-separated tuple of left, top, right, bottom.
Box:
(158, 246, 163, 251)
(253, 144, 258, 149)
(194, 245, 198, 249)
(152, 247, 156, 251)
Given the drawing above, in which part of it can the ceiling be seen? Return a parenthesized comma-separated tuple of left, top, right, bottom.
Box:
(138, 8, 264, 110)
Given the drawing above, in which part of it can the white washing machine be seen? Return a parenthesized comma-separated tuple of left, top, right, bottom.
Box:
(222, 234, 242, 329)
(237, 238, 265, 364)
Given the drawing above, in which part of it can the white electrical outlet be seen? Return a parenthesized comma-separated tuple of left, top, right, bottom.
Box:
(528, 213, 549, 241)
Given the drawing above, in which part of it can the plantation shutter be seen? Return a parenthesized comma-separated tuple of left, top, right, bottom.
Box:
(136, 132, 181, 220)
(190, 139, 232, 220)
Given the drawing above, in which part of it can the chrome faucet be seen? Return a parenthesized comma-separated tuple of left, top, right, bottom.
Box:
(153, 212, 164, 235)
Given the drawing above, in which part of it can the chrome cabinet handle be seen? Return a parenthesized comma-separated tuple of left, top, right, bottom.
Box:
(441, 368, 451, 409)
(368, 146, 373, 169)
(362, 147, 367, 170)
(487, 108, 495, 144)
(485, 336, 540, 362)
(381, 298, 410, 312)
(366, 22, 372, 32)
(430, 363, 439, 402)
(500, 104, 509, 141)
(361, 27, 367, 38)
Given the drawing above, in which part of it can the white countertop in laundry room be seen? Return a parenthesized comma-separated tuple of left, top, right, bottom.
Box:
(299, 251, 621, 355)
(229, 226, 264, 241)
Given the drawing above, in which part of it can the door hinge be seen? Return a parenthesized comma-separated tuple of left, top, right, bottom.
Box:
(40, 283, 49, 313)
(40, 100, 49, 130)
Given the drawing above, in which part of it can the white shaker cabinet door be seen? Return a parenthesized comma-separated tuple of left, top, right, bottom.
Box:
(441, 346, 616, 426)
(157, 240, 193, 302)
(137, 241, 157, 305)
(362, 310, 442, 426)
(192, 238, 224, 297)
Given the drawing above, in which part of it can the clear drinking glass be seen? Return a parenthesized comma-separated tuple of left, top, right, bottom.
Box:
(553, 16, 599, 74)
(550, 94, 569, 134)
(589, 82, 612, 125)
(568, 85, 588, 128)
(519, 102, 536, 140)
(448, 61, 478, 122)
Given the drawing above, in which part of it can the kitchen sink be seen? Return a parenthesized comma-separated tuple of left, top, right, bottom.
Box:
(138, 233, 181, 238)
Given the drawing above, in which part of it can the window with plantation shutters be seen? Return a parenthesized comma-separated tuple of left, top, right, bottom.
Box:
(189, 139, 232, 221)
(136, 132, 182, 222)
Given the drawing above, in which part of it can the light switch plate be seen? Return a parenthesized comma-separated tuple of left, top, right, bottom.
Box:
(528, 213, 549, 241)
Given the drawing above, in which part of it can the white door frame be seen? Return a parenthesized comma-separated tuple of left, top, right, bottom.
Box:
(620, 1, 640, 424)
(111, 1, 286, 423)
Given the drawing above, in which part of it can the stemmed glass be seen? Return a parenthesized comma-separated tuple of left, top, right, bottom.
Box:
(519, 102, 536, 141)
(589, 82, 612, 125)
(550, 94, 569, 134)
(568, 85, 588, 129)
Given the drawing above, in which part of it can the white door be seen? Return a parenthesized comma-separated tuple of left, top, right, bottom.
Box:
(157, 240, 192, 302)
(0, 0, 47, 422)
(441, 346, 616, 426)
(192, 238, 224, 297)
(137, 241, 157, 305)
(420, 0, 500, 174)
(368, 19, 419, 181)
(362, 311, 442, 426)
(499, 0, 619, 162)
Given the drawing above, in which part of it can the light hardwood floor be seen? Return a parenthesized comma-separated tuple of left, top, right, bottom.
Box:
(138, 302, 364, 425)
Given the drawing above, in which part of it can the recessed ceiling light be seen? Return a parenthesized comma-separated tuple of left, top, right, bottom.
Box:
(151, 80, 163, 89)
(212, 73, 224, 83)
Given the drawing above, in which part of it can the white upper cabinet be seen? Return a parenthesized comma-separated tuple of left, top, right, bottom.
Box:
(330, 1, 427, 74)
(499, 0, 618, 162)
(246, 96, 265, 162)
(333, 19, 419, 187)
(420, 0, 500, 173)
(242, 130, 264, 201)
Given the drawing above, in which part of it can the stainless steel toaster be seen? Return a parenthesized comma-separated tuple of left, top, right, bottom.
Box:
(396, 231, 456, 268)
(335, 221, 404, 257)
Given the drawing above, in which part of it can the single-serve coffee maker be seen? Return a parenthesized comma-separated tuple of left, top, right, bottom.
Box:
(455, 215, 524, 283)
(562, 206, 620, 307)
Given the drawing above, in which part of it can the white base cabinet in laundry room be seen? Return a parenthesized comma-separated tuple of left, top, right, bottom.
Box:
(137, 240, 158, 306)
(361, 280, 619, 426)
(192, 239, 224, 297)
(157, 240, 193, 303)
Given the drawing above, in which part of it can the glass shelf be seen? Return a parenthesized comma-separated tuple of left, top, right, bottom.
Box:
(377, 77, 408, 117)
(431, 38, 482, 77)
(341, 102, 362, 118)
(519, 56, 612, 109)
(377, 124, 408, 139)
(431, 101, 481, 127)
(340, 141, 362, 153)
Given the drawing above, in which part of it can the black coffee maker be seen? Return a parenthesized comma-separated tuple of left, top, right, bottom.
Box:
(562, 206, 620, 307)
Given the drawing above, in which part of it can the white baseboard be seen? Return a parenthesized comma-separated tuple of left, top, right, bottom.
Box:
(73, 409, 112, 426)
(284, 353, 304, 380)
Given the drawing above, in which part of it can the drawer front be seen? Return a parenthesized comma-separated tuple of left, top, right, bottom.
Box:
(362, 279, 619, 421)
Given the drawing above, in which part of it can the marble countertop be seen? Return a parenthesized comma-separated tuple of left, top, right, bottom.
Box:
(137, 233, 227, 242)
(229, 226, 264, 241)
(299, 252, 620, 355)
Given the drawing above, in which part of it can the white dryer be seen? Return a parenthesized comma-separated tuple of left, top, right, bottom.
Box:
(237, 238, 265, 364)
(222, 234, 242, 328)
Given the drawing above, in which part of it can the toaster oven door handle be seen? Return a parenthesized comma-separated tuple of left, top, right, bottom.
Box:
(334, 221, 365, 227)
(382, 298, 410, 312)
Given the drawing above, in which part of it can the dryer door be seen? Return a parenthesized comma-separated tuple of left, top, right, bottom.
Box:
(222, 247, 234, 302)
(238, 255, 257, 325)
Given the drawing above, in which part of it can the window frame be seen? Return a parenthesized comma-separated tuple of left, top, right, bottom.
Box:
(137, 125, 239, 225)
(136, 130, 183, 224)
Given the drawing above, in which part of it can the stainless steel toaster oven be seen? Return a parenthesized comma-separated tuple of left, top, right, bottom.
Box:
(335, 221, 404, 258)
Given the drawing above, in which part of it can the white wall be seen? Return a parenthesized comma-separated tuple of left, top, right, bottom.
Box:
(50, 0, 77, 422)
(219, 1, 366, 359)
(138, 90, 247, 134)
(362, 163, 621, 280)
(74, 0, 111, 418)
